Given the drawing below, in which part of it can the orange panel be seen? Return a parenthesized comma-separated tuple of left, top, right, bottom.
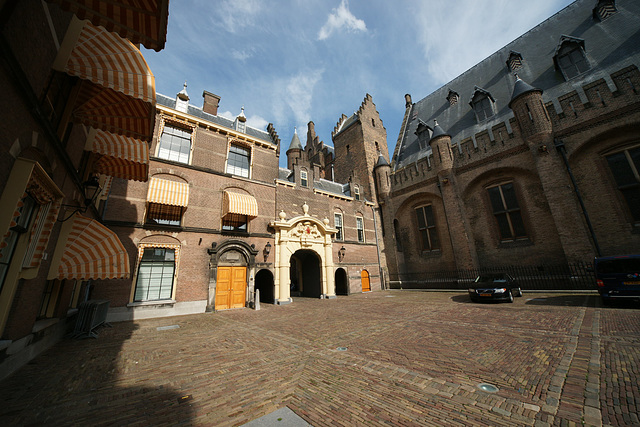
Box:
(361, 270, 371, 292)
(231, 267, 247, 309)
(215, 267, 232, 310)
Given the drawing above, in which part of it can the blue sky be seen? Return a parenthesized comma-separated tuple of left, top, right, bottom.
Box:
(143, 0, 575, 168)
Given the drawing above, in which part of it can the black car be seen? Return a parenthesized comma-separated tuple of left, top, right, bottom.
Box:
(468, 273, 523, 303)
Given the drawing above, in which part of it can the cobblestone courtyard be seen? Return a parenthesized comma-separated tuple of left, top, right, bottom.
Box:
(1, 291, 639, 426)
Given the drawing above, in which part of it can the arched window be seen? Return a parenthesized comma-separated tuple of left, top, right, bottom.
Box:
(554, 37, 590, 80)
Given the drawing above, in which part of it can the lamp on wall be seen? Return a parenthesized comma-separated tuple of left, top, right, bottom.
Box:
(59, 175, 102, 222)
(338, 245, 346, 262)
(263, 242, 271, 262)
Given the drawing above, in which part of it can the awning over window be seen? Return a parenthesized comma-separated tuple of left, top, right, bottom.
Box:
(222, 191, 258, 219)
(54, 17, 155, 141)
(48, 213, 130, 280)
(89, 128, 149, 182)
(147, 177, 189, 207)
(46, 0, 169, 51)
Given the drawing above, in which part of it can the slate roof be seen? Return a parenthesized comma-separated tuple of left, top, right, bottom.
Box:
(394, 0, 640, 170)
(156, 93, 276, 145)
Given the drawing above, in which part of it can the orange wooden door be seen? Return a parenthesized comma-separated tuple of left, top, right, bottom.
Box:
(361, 270, 370, 292)
(215, 267, 232, 310)
(230, 267, 247, 309)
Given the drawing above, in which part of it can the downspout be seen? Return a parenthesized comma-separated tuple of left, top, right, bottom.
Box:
(554, 138, 602, 257)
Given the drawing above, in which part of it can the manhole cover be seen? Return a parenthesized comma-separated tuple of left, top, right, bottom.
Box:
(336, 347, 348, 351)
(477, 383, 499, 393)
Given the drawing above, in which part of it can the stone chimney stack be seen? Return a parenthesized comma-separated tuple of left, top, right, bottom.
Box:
(202, 91, 221, 116)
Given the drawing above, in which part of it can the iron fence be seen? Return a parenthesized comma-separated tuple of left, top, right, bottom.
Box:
(388, 262, 595, 291)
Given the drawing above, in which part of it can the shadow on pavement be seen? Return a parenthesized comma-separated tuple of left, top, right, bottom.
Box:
(524, 294, 599, 308)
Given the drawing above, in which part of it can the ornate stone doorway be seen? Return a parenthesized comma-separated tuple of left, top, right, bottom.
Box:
(269, 203, 338, 305)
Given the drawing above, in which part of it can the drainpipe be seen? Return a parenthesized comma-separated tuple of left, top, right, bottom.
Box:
(554, 138, 602, 257)
(371, 204, 385, 290)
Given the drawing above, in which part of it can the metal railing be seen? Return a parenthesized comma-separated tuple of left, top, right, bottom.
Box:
(389, 262, 595, 291)
(73, 300, 111, 339)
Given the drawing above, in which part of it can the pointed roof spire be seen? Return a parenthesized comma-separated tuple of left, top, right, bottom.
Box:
(177, 80, 189, 100)
(508, 74, 542, 108)
(429, 119, 450, 143)
(288, 126, 303, 151)
(375, 152, 389, 168)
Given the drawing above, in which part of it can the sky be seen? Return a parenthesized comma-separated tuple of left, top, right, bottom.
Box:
(143, 0, 575, 168)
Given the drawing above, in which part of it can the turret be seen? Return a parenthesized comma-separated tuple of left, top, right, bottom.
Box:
(428, 120, 453, 172)
(373, 152, 391, 201)
(508, 76, 552, 144)
(286, 127, 303, 169)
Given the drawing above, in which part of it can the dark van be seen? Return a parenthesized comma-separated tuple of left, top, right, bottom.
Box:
(593, 255, 640, 303)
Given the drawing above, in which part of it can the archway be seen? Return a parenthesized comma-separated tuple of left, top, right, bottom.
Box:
(361, 269, 371, 292)
(335, 268, 348, 295)
(290, 249, 322, 298)
(255, 269, 274, 304)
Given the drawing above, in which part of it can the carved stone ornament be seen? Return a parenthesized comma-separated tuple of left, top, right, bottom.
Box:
(291, 221, 322, 247)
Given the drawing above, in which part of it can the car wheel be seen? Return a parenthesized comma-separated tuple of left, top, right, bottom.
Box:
(508, 291, 514, 303)
(514, 288, 523, 297)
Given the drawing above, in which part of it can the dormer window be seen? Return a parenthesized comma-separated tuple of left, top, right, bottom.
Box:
(234, 106, 247, 133)
(175, 82, 189, 113)
(446, 90, 459, 106)
(593, 0, 617, 21)
(469, 87, 496, 122)
(300, 170, 308, 187)
(554, 36, 590, 80)
(506, 51, 523, 73)
(354, 186, 361, 201)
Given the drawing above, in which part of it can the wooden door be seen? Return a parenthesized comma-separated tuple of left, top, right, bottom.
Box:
(215, 266, 246, 310)
(361, 270, 371, 292)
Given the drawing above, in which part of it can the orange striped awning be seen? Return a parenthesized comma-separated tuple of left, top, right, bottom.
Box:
(90, 129, 149, 181)
(48, 213, 130, 280)
(46, 0, 169, 51)
(222, 191, 258, 219)
(147, 178, 189, 207)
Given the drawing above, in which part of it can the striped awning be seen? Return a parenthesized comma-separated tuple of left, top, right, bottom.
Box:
(89, 128, 149, 182)
(147, 178, 189, 207)
(222, 191, 258, 219)
(48, 213, 130, 280)
(54, 17, 155, 140)
(46, 0, 169, 51)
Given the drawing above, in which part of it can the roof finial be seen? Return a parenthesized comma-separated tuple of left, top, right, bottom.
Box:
(434, 119, 438, 127)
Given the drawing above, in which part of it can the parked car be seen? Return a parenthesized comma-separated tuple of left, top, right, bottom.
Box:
(468, 273, 522, 303)
(592, 255, 640, 304)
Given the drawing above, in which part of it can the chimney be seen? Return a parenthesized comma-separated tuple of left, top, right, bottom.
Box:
(202, 91, 221, 115)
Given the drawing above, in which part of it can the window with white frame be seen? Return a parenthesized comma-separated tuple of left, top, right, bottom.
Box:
(134, 247, 175, 301)
(354, 186, 361, 201)
(356, 217, 365, 243)
(301, 170, 308, 187)
(334, 213, 343, 241)
(226, 143, 251, 178)
(158, 125, 191, 164)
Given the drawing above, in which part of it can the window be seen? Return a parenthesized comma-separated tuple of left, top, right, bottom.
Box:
(334, 213, 343, 241)
(134, 248, 175, 301)
(158, 125, 191, 164)
(222, 214, 248, 232)
(301, 170, 308, 187)
(487, 183, 527, 241)
(146, 204, 182, 226)
(606, 146, 640, 222)
(356, 217, 365, 243)
(473, 95, 494, 121)
(38, 279, 62, 318)
(226, 143, 251, 178)
(557, 43, 590, 80)
(354, 186, 361, 201)
(0, 194, 38, 291)
(415, 205, 440, 251)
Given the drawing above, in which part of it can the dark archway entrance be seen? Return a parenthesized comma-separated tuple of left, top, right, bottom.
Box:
(255, 269, 274, 304)
(335, 268, 348, 295)
(290, 249, 322, 298)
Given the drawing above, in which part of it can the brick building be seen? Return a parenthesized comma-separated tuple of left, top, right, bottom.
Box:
(0, 1, 169, 379)
(382, 0, 640, 283)
(96, 87, 387, 321)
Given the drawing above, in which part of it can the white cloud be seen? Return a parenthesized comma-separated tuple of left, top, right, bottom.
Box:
(413, 0, 570, 84)
(218, 110, 269, 131)
(215, 0, 263, 33)
(318, 0, 367, 40)
(285, 70, 324, 125)
(231, 48, 254, 61)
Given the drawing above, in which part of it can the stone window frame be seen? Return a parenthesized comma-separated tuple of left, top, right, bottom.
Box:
(356, 216, 365, 243)
(334, 212, 344, 241)
(486, 181, 528, 242)
(130, 243, 181, 303)
(225, 139, 253, 179)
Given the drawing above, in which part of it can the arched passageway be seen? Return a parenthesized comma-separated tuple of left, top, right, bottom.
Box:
(290, 249, 322, 298)
(335, 268, 348, 295)
(255, 269, 274, 304)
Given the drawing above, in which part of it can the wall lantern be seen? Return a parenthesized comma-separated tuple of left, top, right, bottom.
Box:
(263, 242, 272, 262)
(338, 245, 346, 262)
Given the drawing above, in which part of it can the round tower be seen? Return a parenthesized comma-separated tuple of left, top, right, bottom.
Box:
(373, 152, 391, 201)
(428, 120, 453, 172)
(286, 127, 303, 169)
(508, 76, 552, 145)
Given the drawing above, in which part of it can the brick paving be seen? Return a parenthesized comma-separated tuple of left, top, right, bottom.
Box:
(1, 291, 639, 426)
